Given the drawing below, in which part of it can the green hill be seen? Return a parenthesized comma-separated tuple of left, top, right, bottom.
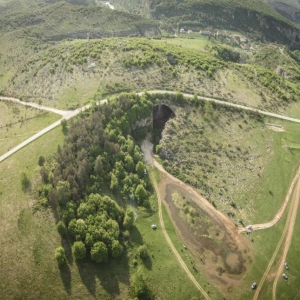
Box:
(0, 0, 160, 40)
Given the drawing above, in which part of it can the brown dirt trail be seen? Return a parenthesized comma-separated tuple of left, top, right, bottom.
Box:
(253, 174, 300, 300)
(272, 178, 300, 299)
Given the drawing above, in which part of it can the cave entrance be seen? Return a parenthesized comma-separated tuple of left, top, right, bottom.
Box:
(152, 104, 175, 145)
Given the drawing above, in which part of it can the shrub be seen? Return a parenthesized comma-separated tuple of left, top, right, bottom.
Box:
(56, 221, 67, 237)
(138, 245, 148, 258)
(72, 241, 86, 260)
(91, 242, 108, 263)
(55, 246, 66, 265)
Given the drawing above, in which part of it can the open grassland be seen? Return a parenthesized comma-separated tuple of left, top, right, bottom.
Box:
(238, 200, 291, 300)
(0, 126, 207, 299)
(274, 196, 300, 299)
(159, 98, 300, 226)
(161, 35, 212, 52)
(0, 100, 60, 156)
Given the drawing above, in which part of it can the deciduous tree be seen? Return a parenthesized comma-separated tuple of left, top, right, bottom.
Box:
(72, 241, 86, 260)
(91, 242, 108, 263)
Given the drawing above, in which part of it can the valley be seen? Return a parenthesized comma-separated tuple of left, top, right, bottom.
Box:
(1, 0, 300, 299)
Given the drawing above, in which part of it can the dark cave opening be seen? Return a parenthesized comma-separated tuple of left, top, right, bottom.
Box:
(152, 104, 175, 145)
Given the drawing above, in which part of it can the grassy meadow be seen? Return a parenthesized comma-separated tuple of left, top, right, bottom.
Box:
(0, 124, 208, 299)
(0, 100, 60, 156)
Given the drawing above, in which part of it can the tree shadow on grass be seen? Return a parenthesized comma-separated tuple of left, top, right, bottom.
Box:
(75, 225, 145, 297)
(97, 255, 130, 298)
(59, 263, 72, 295)
(76, 259, 96, 296)
(142, 255, 153, 270)
(76, 254, 131, 298)
(61, 236, 73, 265)
(129, 226, 143, 245)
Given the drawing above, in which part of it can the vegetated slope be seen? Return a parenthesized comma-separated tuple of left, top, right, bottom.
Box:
(146, 0, 300, 48)
(248, 44, 300, 82)
(112, 0, 151, 18)
(2, 37, 300, 114)
(155, 93, 300, 226)
(0, 0, 160, 41)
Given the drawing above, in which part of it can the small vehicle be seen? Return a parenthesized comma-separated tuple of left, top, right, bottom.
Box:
(251, 283, 257, 290)
(151, 224, 157, 230)
(144, 169, 147, 175)
(285, 262, 289, 270)
(282, 273, 288, 280)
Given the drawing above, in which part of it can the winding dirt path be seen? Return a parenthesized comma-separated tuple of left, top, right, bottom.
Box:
(144, 90, 300, 124)
(0, 96, 71, 117)
(151, 174, 211, 300)
(0, 98, 107, 163)
(239, 166, 300, 233)
(141, 141, 240, 241)
(253, 175, 300, 300)
(143, 141, 211, 300)
(3, 89, 300, 164)
(272, 178, 300, 299)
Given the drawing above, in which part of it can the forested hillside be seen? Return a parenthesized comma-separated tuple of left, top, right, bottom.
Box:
(37, 93, 156, 267)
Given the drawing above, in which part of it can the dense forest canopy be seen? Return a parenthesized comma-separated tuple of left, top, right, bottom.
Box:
(38, 92, 158, 262)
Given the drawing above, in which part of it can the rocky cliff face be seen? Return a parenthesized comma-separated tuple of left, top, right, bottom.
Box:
(270, 2, 300, 24)
(151, 2, 300, 49)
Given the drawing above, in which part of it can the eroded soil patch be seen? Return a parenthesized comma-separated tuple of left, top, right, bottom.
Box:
(158, 174, 251, 292)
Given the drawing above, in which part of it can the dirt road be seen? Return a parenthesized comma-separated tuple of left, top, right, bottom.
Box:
(272, 178, 300, 300)
(3, 88, 300, 164)
(0, 98, 107, 163)
(144, 90, 300, 124)
(253, 174, 300, 300)
(144, 142, 211, 300)
(0, 96, 71, 117)
(141, 140, 242, 244)
(240, 166, 300, 233)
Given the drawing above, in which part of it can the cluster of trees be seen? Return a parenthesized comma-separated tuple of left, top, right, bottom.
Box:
(37, 92, 156, 264)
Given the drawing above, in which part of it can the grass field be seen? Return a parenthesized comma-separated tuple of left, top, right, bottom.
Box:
(159, 35, 212, 53)
(0, 101, 60, 156)
(238, 199, 291, 299)
(0, 124, 211, 299)
(275, 203, 300, 299)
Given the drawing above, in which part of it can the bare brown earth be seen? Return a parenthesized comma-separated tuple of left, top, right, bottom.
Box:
(151, 173, 212, 300)
(142, 140, 252, 297)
